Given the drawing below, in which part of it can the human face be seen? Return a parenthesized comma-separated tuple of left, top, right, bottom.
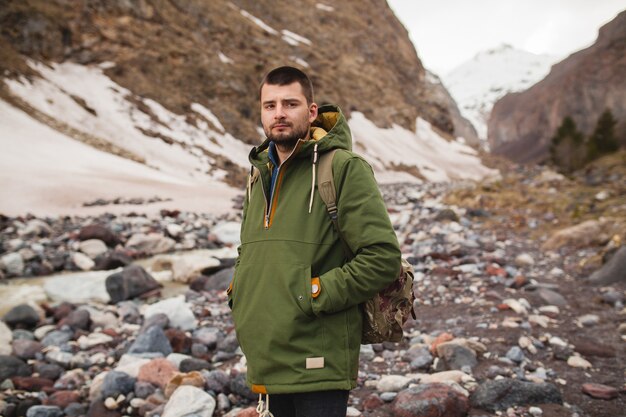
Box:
(260, 82, 318, 149)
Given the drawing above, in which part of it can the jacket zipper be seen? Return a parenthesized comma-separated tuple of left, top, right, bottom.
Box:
(261, 141, 302, 230)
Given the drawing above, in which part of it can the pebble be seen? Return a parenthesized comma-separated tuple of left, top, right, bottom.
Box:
(567, 355, 592, 369)
(577, 314, 599, 327)
(376, 375, 411, 392)
(581, 382, 619, 400)
(506, 346, 525, 364)
(161, 385, 216, 417)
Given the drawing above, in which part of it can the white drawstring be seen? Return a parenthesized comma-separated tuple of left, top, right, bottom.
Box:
(257, 394, 274, 417)
(308, 143, 318, 213)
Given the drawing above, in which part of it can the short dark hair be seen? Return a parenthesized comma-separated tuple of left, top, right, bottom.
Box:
(260, 66, 314, 104)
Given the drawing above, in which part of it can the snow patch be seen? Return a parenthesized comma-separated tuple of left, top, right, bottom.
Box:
(348, 112, 497, 183)
(218, 51, 234, 64)
(290, 56, 310, 68)
(239, 9, 278, 35)
(316, 3, 334, 12)
(281, 30, 312, 47)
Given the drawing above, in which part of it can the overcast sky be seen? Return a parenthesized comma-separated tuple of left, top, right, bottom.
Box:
(387, 0, 625, 75)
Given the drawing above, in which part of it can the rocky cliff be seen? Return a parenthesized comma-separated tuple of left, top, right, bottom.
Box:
(488, 10, 626, 163)
(0, 0, 472, 148)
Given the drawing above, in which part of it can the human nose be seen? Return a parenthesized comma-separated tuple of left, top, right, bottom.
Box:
(274, 104, 286, 119)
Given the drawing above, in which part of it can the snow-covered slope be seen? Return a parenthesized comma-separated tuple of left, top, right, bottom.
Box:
(1, 60, 497, 215)
(442, 44, 558, 144)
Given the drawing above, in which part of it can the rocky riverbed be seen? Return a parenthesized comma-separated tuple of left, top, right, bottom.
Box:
(0, 169, 624, 417)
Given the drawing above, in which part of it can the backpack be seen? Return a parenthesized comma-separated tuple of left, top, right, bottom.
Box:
(317, 149, 416, 344)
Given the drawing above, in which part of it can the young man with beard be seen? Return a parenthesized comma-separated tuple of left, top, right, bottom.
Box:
(229, 66, 401, 416)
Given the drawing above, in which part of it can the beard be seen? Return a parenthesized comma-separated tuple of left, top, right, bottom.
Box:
(264, 119, 310, 149)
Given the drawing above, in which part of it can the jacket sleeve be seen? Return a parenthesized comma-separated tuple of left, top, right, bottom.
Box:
(311, 156, 401, 316)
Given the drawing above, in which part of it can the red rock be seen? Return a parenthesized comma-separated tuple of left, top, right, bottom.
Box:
(45, 390, 82, 408)
(582, 383, 619, 400)
(486, 264, 507, 277)
(86, 400, 122, 417)
(137, 358, 177, 389)
(511, 275, 529, 289)
(392, 383, 469, 417)
(11, 376, 54, 391)
(165, 328, 192, 354)
(430, 332, 454, 355)
(237, 407, 260, 417)
(53, 302, 76, 321)
(363, 393, 384, 410)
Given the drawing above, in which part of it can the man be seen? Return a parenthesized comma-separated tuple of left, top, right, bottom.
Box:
(229, 66, 401, 416)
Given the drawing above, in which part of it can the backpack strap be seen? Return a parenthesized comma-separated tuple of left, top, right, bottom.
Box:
(317, 149, 354, 259)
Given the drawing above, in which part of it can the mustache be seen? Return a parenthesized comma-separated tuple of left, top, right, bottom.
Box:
(271, 120, 292, 128)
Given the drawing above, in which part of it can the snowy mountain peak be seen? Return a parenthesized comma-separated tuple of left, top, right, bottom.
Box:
(442, 45, 559, 143)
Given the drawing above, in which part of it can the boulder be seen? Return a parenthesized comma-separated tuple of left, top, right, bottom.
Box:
(0, 355, 31, 381)
(542, 218, 616, 250)
(78, 224, 120, 247)
(44, 271, 112, 304)
(105, 265, 161, 303)
(470, 379, 562, 411)
(391, 383, 469, 417)
(3, 304, 40, 329)
(125, 233, 175, 255)
(589, 245, 626, 285)
(128, 325, 172, 356)
(144, 296, 197, 331)
(162, 385, 216, 417)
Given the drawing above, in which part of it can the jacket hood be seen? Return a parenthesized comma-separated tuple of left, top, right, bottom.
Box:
(249, 104, 352, 166)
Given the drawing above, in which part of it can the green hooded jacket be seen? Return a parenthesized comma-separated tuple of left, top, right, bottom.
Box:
(230, 104, 401, 394)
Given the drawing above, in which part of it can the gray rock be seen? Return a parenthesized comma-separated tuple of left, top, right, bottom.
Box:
(102, 370, 136, 398)
(140, 313, 169, 332)
(26, 405, 63, 417)
(403, 345, 432, 370)
(204, 369, 230, 393)
(1, 252, 25, 276)
(180, 358, 211, 373)
(537, 288, 567, 307)
(0, 355, 30, 380)
(125, 233, 175, 255)
(128, 325, 173, 356)
(162, 385, 216, 417)
(105, 265, 161, 303)
(3, 304, 40, 328)
(506, 346, 525, 364)
(12, 329, 35, 340)
(216, 332, 239, 353)
(63, 403, 86, 417)
(229, 373, 256, 400)
(436, 342, 478, 371)
(589, 246, 626, 285)
(45, 350, 74, 368)
(35, 363, 64, 380)
(192, 327, 222, 349)
(380, 392, 397, 402)
(134, 381, 157, 398)
(199, 267, 234, 292)
(41, 329, 73, 347)
(470, 379, 562, 411)
(118, 301, 142, 324)
(21, 219, 53, 237)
